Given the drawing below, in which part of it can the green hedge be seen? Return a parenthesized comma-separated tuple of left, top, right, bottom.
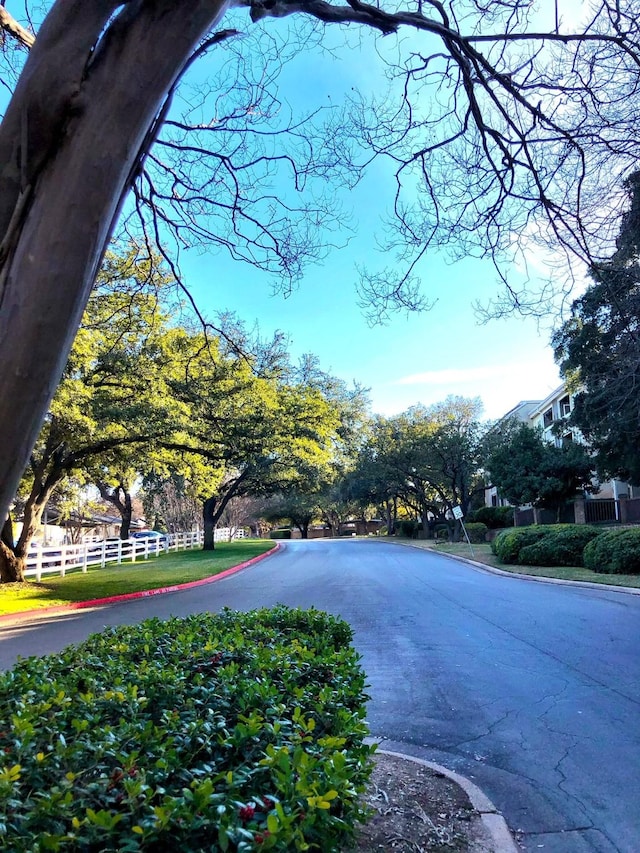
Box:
(462, 522, 489, 543)
(583, 527, 640, 574)
(468, 506, 514, 529)
(0, 607, 374, 852)
(269, 529, 292, 539)
(518, 525, 602, 567)
(491, 525, 549, 563)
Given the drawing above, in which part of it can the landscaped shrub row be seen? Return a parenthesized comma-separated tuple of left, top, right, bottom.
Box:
(492, 524, 640, 573)
(468, 506, 514, 529)
(583, 527, 640, 574)
(461, 522, 489, 544)
(0, 607, 374, 851)
(268, 529, 292, 539)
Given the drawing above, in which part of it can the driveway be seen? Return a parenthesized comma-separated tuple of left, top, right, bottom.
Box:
(1, 539, 638, 853)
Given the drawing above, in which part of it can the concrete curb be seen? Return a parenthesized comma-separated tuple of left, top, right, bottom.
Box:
(394, 539, 640, 595)
(376, 747, 520, 853)
(0, 543, 280, 624)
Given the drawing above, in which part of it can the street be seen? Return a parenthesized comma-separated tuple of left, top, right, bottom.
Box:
(1, 539, 638, 853)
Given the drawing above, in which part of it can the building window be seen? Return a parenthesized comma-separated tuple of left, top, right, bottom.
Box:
(543, 408, 554, 428)
(559, 395, 571, 418)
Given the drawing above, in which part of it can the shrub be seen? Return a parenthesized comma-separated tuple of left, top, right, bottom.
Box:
(433, 522, 450, 541)
(583, 527, 640, 574)
(269, 528, 291, 539)
(398, 519, 419, 538)
(469, 506, 514, 529)
(462, 522, 489, 543)
(491, 525, 549, 563)
(518, 525, 602, 567)
(0, 607, 374, 852)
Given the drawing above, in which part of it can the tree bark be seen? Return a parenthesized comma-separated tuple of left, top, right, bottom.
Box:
(203, 496, 217, 551)
(0, 539, 25, 583)
(0, 0, 230, 528)
(97, 482, 133, 539)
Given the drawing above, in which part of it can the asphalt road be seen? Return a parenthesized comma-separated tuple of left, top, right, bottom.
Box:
(1, 539, 638, 853)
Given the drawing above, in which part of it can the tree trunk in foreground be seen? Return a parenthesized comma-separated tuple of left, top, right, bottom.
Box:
(0, 0, 230, 530)
(0, 540, 25, 584)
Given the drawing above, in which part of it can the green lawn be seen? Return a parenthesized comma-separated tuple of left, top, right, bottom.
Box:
(402, 540, 640, 589)
(0, 540, 276, 616)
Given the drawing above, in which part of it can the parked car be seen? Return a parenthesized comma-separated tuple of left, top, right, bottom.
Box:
(131, 530, 168, 545)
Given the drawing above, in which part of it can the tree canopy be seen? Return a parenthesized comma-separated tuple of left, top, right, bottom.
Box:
(484, 419, 595, 516)
(3, 0, 640, 524)
(553, 172, 640, 484)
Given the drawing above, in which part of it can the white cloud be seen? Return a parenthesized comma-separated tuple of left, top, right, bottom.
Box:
(394, 361, 552, 387)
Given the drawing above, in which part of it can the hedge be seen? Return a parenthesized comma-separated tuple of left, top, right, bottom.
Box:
(0, 607, 374, 852)
(583, 527, 640, 574)
(491, 525, 549, 564)
(462, 522, 488, 544)
(269, 529, 292, 539)
(518, 525, 602, 567)
(468, 506, 514, 529)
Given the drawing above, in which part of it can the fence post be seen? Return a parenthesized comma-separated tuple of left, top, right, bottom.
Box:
(82, 543, 88, 573)
(618, 496, 628, 523)
(574, 498, 586, 525)
(60, 545, 67, 577)
(35, 548, 42, 583)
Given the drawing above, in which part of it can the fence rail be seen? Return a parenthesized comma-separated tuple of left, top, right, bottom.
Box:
(24, 528, 243, 582)
(584, 499, 619, 524)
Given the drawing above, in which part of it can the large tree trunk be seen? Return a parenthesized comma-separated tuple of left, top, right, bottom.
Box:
(0, 0, 230, 529)
(203, 496, 217, 551)
(0, 515, 24, 583)
(0, 540, 25, 584)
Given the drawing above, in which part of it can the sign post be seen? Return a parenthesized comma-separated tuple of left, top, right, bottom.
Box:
(452, 505, 475, 558)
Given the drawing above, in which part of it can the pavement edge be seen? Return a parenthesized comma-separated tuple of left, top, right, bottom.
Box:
(376, 747, 520, 853)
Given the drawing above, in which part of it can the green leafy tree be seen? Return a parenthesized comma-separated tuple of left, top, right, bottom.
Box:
(485, 420, 596, 519)
(0, 247, 179, 582)
(158, 333, 344, 549)
(553, 172, 640, 484)
(262, 492, 319, 539)
(358, 398, 487, 538)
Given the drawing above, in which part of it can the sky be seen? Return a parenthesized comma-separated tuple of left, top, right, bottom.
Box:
(176, 16, 571, 424)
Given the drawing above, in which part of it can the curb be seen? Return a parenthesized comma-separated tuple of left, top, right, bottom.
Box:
(0, 543, 280, 624)
(395, 540, 640, 595)
(376, 747, 520, 853)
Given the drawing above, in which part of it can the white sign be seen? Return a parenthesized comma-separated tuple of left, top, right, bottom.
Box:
(452, 506, 464, 520)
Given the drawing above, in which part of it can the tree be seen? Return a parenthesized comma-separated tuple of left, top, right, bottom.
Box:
(3, 0, 640, 527)
(356, 398, 487, 538)
(485, 420, 595, 519)
(262, 492, 318, 539)
(0, 247, 180, 582)
(553, 172, 640, 484)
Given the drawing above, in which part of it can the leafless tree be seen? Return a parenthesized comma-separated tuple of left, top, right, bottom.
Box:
(2, 0, 640, 534)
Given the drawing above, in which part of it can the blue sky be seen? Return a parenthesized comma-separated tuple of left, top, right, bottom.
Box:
(183, 236, 563, 421)
(0, 7, 569, 422)
(178, 19, 567, 422)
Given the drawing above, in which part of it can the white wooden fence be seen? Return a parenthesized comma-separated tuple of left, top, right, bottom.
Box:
(24, 527, 244, 582)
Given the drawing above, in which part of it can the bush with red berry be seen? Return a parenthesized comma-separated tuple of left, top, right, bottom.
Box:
(0, 606, 374, 850)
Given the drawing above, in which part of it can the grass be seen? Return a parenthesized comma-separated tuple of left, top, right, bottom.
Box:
(0, 540, 276, 616)
(401, 539, 640, 589)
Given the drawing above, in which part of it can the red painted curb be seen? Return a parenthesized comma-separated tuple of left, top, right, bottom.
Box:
(0, 543, 281, 624)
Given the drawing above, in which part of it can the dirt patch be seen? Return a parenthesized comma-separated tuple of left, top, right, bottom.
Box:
(349, 752, 495, 852)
